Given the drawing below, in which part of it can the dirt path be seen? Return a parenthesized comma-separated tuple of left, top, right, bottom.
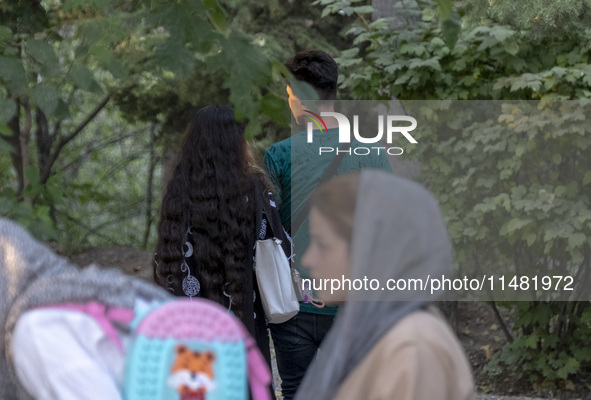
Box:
(477, 397, 545, 400)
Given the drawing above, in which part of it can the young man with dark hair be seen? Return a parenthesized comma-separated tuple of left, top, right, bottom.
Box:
(264, 50, 391, 399)
(284, 50, 338, 102)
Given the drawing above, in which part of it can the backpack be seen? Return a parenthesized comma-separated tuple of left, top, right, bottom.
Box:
(124, 298, 272, 400)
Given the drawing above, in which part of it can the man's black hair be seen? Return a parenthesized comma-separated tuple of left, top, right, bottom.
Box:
(285, 50, 338, 100)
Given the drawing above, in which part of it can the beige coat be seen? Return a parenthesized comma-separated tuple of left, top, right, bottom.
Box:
(334, 309, 475, 400)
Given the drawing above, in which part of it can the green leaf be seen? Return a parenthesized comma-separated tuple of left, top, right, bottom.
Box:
(583, 171, 591, 186)
(441, 13, 461, 50)
(244, 118, 261, 141)
(352, 5, 374, 14)
(149, 1, 214, 53)
(288, 79, 319, 102)
(0, 56, 28, 96)
(63, 0, 108, 10)
(0, 123, 11, 135)
(0, 129, 13, 153)
(340, 47, 360, 58)
(0, 26, 11, 53)
(554, 186, 566, 196)
(555, 357, 580, 380)
(526, 233, 536, 246)
(208, 32, 271, 120)
(491, 27, 514, 43)
(0, 97, 17, 123)
(106, 59, 127, 80)
(53, 99, 71, 120)
(409, 57, 441, 71)
(13, 201, 33, 219)
(155, 40, 194, 77)
(503, 40, 519, 56)
(24, 166, 40, 186)
(525, 334, 539, 349)
(568, 233, 586, 249)
(435, 0, 453, 20)
(0, 196, 12, 216)
(68, 64, 95, 91)
(261, 92, 289, 126)
(204, 0, 228, 31)
(26, 39, 58, 72)
(45, 183, 64, 205)
(31, 83, 59, 116)
(505, 218, 532, 234)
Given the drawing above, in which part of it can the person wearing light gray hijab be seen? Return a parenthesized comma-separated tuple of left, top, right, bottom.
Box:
(294, 169, 474, 400)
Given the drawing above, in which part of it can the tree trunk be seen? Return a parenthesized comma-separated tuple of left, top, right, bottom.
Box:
(161, 137, 182, 193)
(143, 122, 157, 249)
(36, 109, 53, 184)
(6, 100, 25, 195)
(7, 98, 33, 198)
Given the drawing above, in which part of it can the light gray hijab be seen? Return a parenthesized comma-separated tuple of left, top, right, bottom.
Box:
(294, 169, 454, 400)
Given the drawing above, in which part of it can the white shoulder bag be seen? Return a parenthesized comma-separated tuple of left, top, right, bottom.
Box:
(253, 186, 301, 324)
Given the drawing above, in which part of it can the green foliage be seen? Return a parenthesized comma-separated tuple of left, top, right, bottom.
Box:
(0, 169, 62, 241)
(318, 0, 591, 389)
(484, 302, 591, 390)
(113, 0, 353, 141)
(321, 0, 591, 101)
(400, 99, 590, 267)
(462, 0, 591, 40)
(53, 109, 161, 249)
(0, 0, 355, 249)
(402, 100, 591, 388)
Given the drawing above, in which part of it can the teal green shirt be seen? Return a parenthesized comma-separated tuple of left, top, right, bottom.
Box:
(264, 128, 392, 315)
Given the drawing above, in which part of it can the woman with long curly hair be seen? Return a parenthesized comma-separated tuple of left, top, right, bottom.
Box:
(154, 105, 286, 372)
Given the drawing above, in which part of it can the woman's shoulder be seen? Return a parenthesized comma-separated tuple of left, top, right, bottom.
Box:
(336, 308, 475, 400)
(383, 307, 457, 350)
(365, 309, 473, 396)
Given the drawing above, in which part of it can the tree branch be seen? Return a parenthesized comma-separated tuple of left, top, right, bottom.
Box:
(7, 98, 24, 195)
(59, 131, 140, 174)
(20, 99, 32, 199)
(56, 211, 118, 245)
(489, 301, 514, 343)
(41, 94, 111, 183)
(142, 122, 157, 248)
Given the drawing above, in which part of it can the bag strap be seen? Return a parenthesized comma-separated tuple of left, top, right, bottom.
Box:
(39, 302, 134, 354)
(291, 141, 352, 235)
(254, 177, 283, 240)
(253, 177, 265, 239)
(253, 177, 294, 264)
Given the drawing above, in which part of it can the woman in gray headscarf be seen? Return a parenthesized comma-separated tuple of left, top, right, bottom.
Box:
(294, 169, 474, 400)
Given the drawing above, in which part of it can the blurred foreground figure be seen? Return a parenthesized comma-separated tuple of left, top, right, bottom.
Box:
(0, 218, 272, 400)
(295, 170, 475, 400)
(0, 217, 170, 400)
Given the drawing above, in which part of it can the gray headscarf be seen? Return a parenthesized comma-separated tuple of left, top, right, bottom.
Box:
(0, 218, 171, 399)
(294, 169, 454, 400)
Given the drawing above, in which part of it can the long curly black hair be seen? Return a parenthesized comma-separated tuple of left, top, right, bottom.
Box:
(154, 105, 269, 318)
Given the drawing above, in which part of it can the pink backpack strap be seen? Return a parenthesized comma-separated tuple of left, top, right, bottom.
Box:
(245, 335, 272, 400)
(39, 301, 134, 353)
